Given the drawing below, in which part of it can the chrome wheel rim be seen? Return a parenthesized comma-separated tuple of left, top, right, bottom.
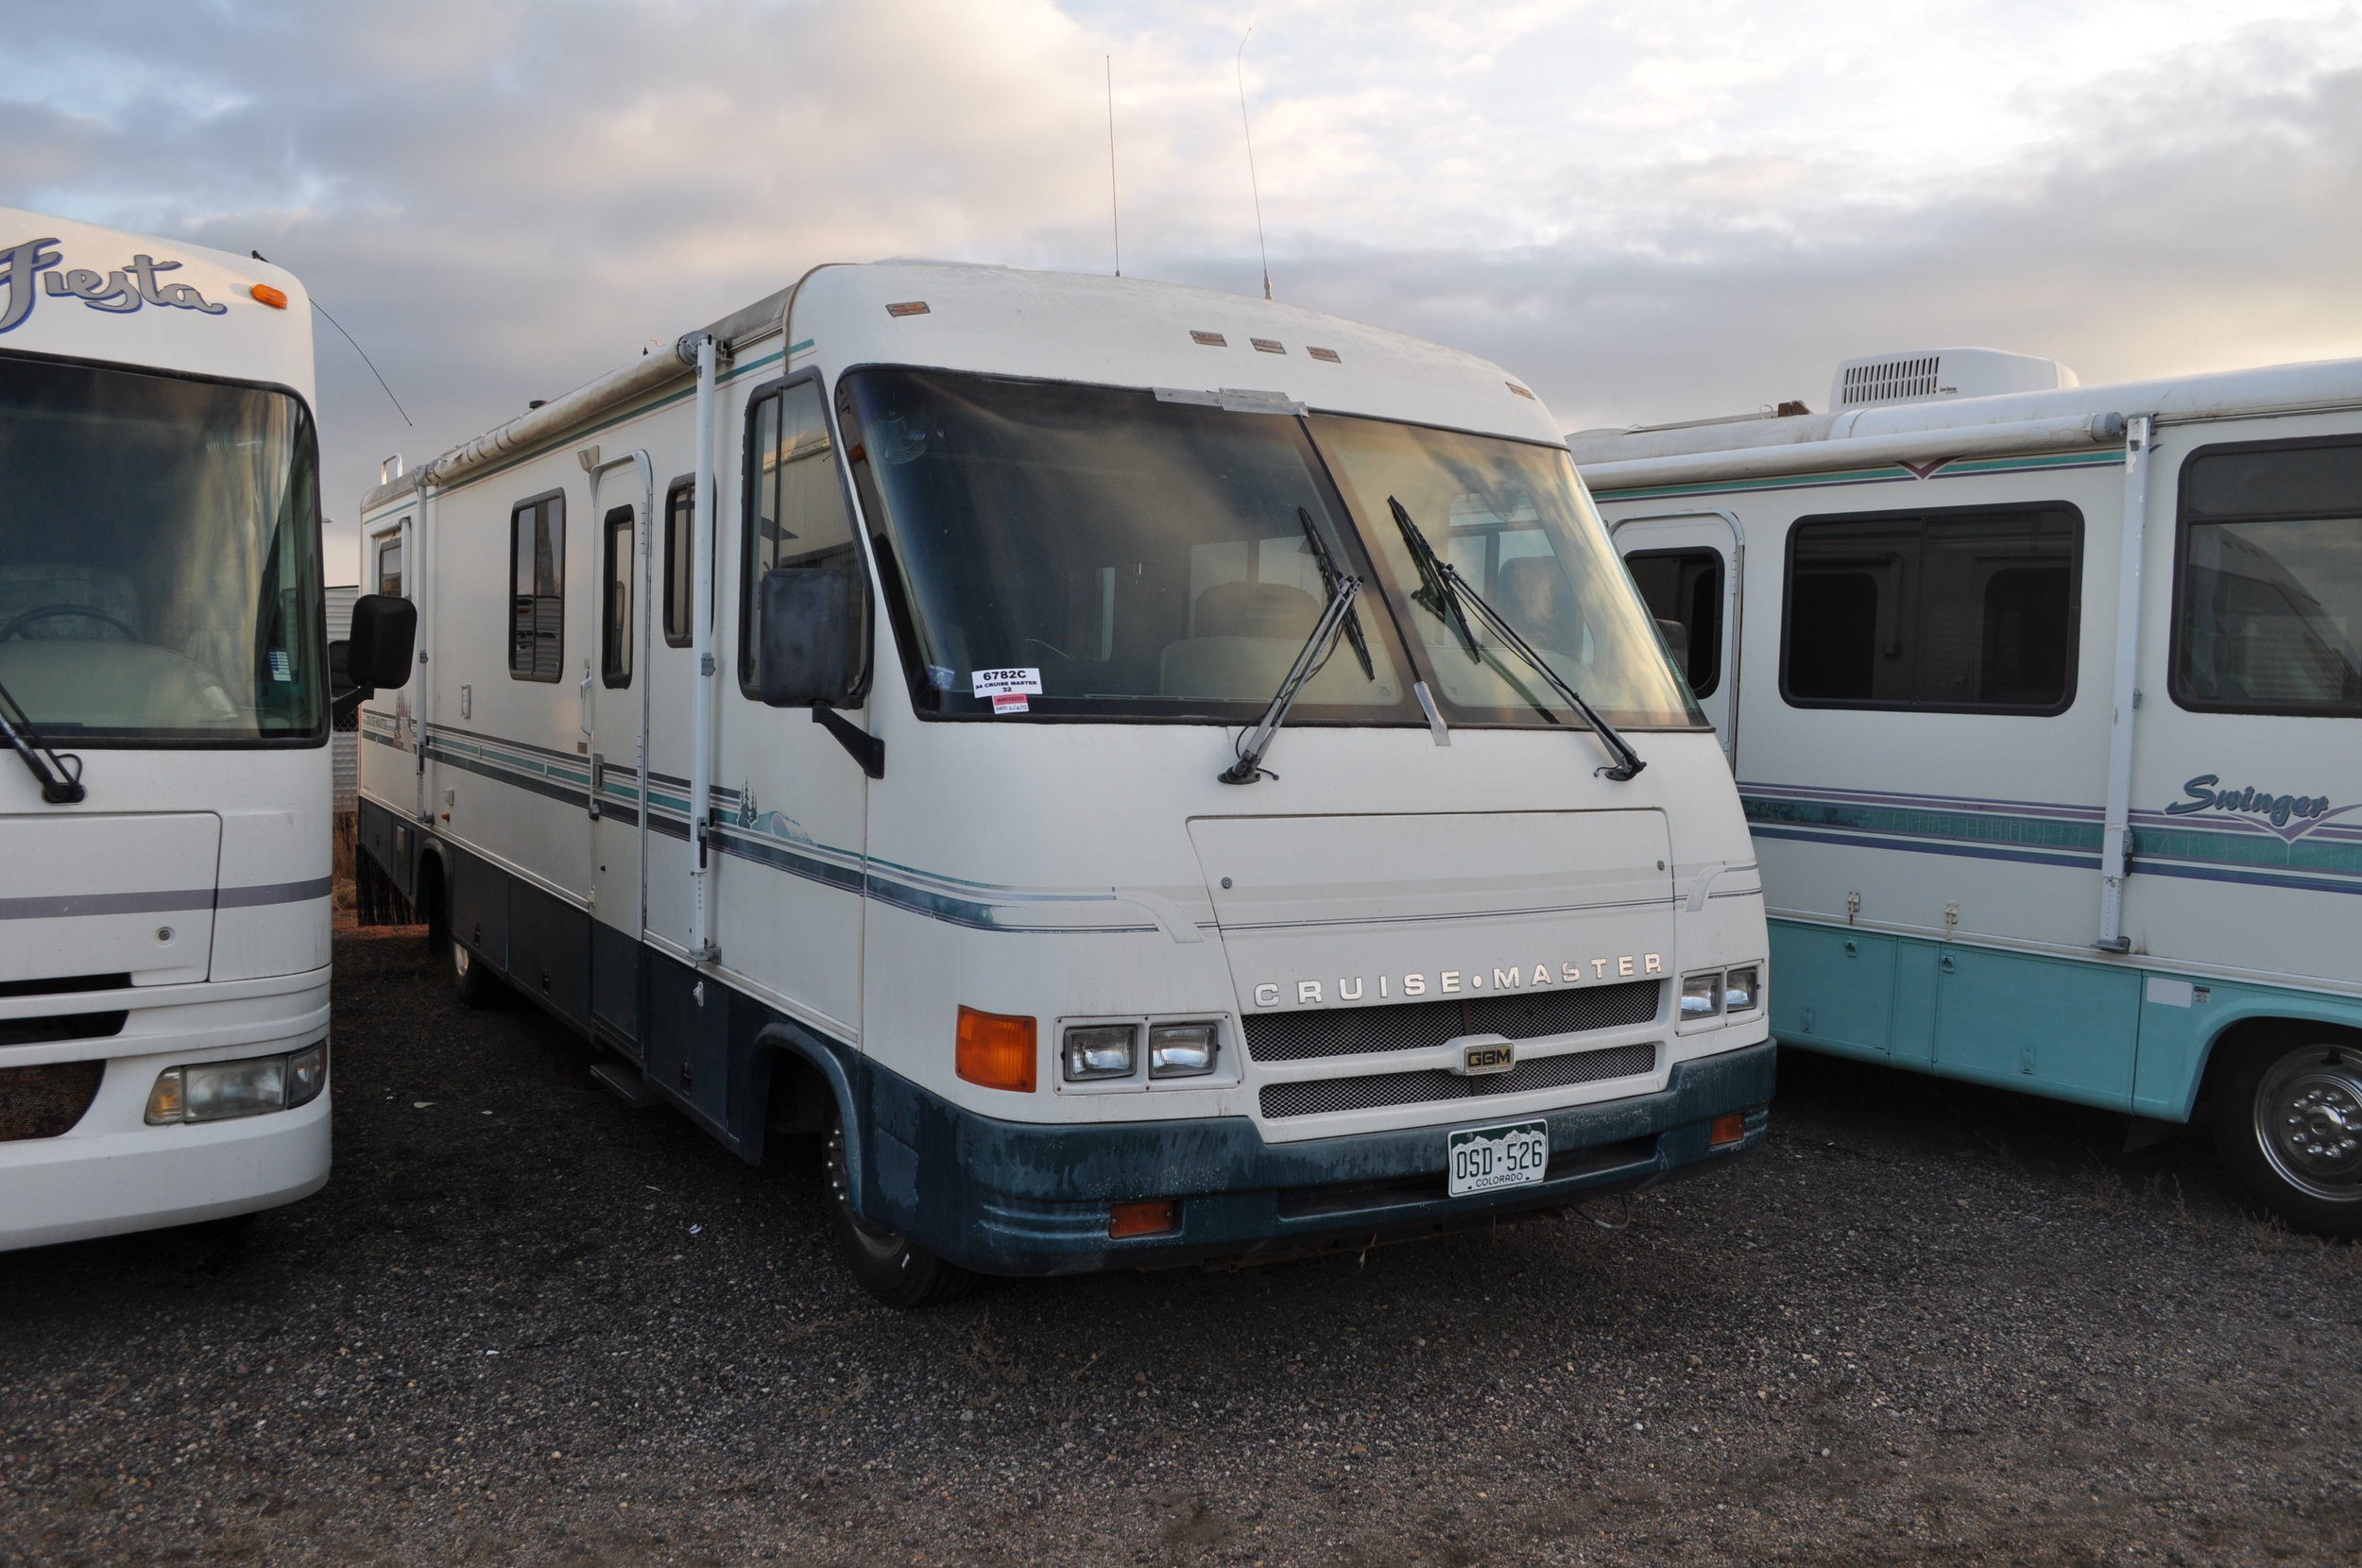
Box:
(453, 943, 471, 979)
(823, 1122, 906, 1264)
(2254, 1048, 2362, 1203)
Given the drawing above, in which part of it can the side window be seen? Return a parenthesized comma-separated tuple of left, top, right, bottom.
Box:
(1783, 503, 2080, 712)
(662, 477, 695, 647)
(739, 380, 866, 698)
(508, 491, 565, 681)
(600, 504, 634, 689)
(2172, 434, 2362, 715)
(1623, 548, 1721, 697)
(374, 531, 404, 597)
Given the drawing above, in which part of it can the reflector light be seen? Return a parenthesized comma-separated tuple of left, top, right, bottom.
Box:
(1709, 1113, 1747, 1149)
(885, 300, 931, 317)
(1190, 330, 1227, 347)
(1108, 1200, 1177, 1238)
(250, 283, 288, 310)
(956, 1005, 1036, 1093)
(1307, 347, 1342, 363)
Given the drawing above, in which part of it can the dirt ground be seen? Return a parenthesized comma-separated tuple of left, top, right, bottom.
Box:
(3, 922, 2358, 1566)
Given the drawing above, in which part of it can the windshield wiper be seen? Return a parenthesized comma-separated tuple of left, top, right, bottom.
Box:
(1219, 569, 1363, 785)
(1387, 497, 1646, 782)
(1296, 506, 1374, 681)
(0, 673, 87, 804)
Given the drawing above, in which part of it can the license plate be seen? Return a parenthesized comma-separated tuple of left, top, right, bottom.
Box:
(1446, 1119, 1550, 1197)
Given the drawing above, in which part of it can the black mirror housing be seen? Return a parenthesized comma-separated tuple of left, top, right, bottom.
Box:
(757, 570, 852, 707)
(349, 594, 418, 690)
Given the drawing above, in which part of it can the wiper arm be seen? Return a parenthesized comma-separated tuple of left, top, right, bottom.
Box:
(1388, 496, 1483, 662)
(1296, 506, 1374, 681)
(1219, 571, 1363, 786)
(1389, 498, 1647, 783)
(0, 673, 86, 804)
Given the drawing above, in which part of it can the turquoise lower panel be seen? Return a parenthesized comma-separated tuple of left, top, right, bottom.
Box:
(1770, 919, 2362, 1120)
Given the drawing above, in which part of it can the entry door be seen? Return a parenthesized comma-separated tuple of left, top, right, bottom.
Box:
(588, 489, 648, 1049)
(1612, 512, 1742, 761)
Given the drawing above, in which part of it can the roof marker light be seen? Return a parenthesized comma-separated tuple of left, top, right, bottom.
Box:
(1190, 331, 1227, 347)
(885, 300, 931, 317)
(250, 283, 288, 310)
(1307, 347, 1342, 363)
(1251, 337, 1285, 354)
(1506, 382, 1535, 400)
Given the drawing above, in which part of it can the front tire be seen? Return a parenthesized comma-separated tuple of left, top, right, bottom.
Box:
(450, 936, 506, 1010)
(2213, 1036, 2362, 1236)
(822, 1112, 978, 1309)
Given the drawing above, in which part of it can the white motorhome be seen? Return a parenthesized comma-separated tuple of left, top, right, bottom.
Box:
(353, 262, 1772, 1305)
(0, 207, 409, 1250)
(1575, 348, 2362, 1233)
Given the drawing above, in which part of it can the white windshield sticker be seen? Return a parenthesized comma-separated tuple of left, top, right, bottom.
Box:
(971, 667, 1042, 697)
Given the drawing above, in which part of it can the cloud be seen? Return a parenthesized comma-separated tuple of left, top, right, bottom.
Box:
(2, 0, 2356, 516)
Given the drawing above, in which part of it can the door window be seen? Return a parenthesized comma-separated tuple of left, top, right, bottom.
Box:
(662, 477, 695, 648)
(600, 504, 633, 689)
(508, 491, 564, 681)
(374, 532, 404, 597)
(1624, 548, 1721, 697)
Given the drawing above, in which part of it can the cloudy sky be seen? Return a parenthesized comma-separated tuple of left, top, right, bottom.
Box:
(6, 0, 2360, 550)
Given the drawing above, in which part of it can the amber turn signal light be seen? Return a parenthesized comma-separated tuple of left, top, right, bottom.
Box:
(955, 1005, 1036, 1093)
(1108, 1200, 1177, 1238)
(1708, 1113, 1748, 1149)
(250, 283, 288, 310)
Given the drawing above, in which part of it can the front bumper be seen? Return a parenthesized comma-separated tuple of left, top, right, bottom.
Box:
(858, 1037, 1775, 1275)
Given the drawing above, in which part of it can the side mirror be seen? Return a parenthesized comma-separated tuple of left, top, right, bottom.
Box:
(757, 570, 851, 707)
(328, 639, 354, 691)
(350, 594, 419, 690)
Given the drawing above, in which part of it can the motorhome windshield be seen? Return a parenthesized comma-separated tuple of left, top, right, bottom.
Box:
(0, 353, 323, 745)
(844, 367, 1418, 722)
(1307, 415, 1703, 730)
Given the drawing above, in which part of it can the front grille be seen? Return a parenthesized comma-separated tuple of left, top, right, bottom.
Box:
(1244, 979, 1661, 1063)
(0, 973, 128, 999)
(1259, 1040, 1658, 1119)
(0, 1061, 105, 1142)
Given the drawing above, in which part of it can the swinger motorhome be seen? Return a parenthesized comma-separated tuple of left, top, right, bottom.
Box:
(0, 206, 411, 1250)
(1575, 348, 2362, 1234)
(353, 262, 1772, 1305)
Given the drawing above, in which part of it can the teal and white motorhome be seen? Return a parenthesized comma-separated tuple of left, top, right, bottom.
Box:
(1575, 348, 2362, 1234)
(352, 262, 1773, 1305)
(0, 206, 410, 1250)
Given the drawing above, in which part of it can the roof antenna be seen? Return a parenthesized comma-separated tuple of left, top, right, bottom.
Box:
(252, 249, 413, 427)
(1104, 56, 1121, 277)
(1236, 26, 1272, 301)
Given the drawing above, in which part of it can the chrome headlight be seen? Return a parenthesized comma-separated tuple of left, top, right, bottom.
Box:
(1722, 964, 1760, 1014)
(1679, 971, 1724, 1020)
(146, 1041, 328, 1124)
(1062, 1023, 1138, 1081)
(1148, 1022, 1219, 1079)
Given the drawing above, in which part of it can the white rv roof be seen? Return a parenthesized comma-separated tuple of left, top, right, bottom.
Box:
(0, 205, 312, 396)
(364, 261, 1565, 513)
(1568, 352, 2362, 473)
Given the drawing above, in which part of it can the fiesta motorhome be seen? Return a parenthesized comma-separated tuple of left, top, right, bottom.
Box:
(353, 262, 1772, 1305)
(0, 206, 412, 1250)
(1575, 348, 2362, 1234)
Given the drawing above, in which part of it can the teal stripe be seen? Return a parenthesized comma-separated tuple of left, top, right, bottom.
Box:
(1742, 793, 2103, 856)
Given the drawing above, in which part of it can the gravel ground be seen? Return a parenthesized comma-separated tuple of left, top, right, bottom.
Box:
(4, 922, 2359, 1567)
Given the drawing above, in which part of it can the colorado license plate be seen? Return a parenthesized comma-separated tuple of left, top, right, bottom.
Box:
(1446, 1119, 1549, 1197)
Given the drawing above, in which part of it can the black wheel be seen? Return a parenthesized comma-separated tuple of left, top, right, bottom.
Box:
(2213, 1036, 2362, 1236)
(822, 1110, 978, 1309)
(449, 935, 506, 1010)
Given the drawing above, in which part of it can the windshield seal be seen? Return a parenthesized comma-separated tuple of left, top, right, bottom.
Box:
(0, 349, 326, 750)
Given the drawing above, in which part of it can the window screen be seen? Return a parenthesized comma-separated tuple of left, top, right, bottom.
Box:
(2172, 434, 2362, 716)
(1784, 503, 2079, 712)
(375, 533, 404, 598)
(508, 491, 564, 681)
(600, 504, 633, 689)
(663, 477, 694, 648)
(739, 380, 865, 698)
(1624, 548, 1722, 698)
